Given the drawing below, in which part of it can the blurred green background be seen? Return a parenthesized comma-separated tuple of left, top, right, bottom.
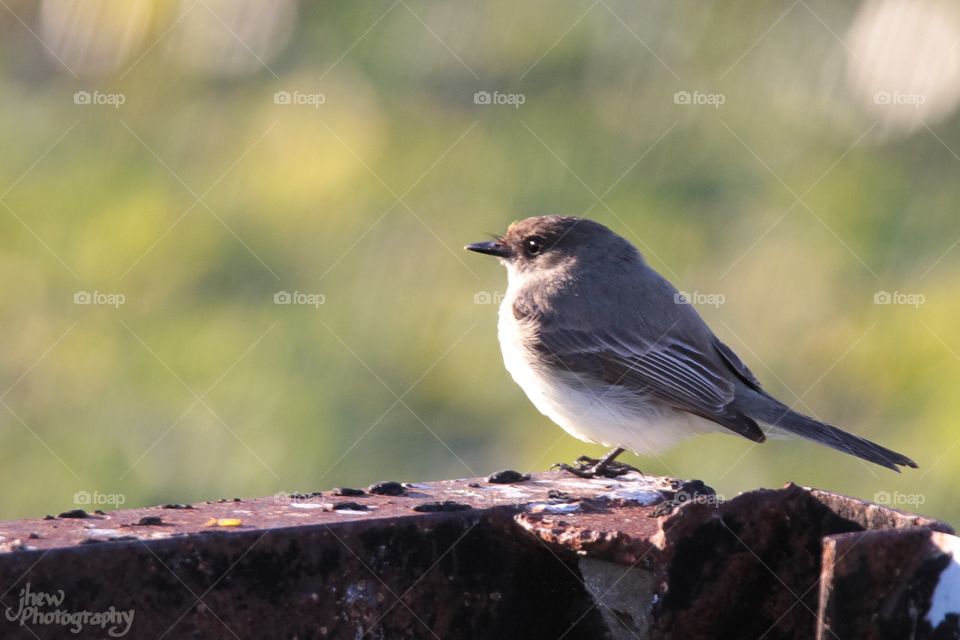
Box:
(0, 0, 957, 524)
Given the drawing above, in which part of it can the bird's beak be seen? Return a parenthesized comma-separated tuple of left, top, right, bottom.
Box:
(465, 240, 511, 258)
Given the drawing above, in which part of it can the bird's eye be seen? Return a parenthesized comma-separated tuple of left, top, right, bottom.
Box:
(524, 236, 545, 256)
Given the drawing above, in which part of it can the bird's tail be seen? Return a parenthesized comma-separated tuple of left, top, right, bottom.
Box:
(736, 389, 917, 472)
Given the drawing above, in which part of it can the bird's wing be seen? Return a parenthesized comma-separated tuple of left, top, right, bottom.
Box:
(524, 307, 766, 443)
(714, 338, 763, 391)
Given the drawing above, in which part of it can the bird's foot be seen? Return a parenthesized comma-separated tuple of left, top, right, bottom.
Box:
(552, 455, 641, 479)
(551, 462, 598, 478)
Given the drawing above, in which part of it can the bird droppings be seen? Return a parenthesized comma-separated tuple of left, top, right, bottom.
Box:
(548, 477, 621, 492)
(148, 532, 177, 540)
(528, 502, 582, 514)
(332, 487, 365, 497)
(413, 501, 472, 513)
(598, 486, 664, 506)
(332, 502, 368, 512)
(57, 509, 90, 519)
(926, 534, 960, 629)
(289, 502, 326, 510)
(0, 539, 35, 553)
(368, 481, 405, 496)
(487, 469, 531, 484)
(136, 516, 164, 526)
(84, 529, 137, 542)
(487, 485, 532, 501)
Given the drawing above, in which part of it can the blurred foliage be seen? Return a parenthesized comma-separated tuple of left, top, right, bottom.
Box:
(0, 0, 958, 524)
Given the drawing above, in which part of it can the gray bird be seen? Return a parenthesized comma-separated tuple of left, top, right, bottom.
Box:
(466, 215, 917, 478)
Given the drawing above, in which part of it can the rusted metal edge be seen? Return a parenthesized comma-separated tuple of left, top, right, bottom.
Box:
(0, 472, 954, 640)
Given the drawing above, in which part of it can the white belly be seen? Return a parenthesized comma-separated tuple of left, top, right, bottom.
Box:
(497, 304, 718, 455)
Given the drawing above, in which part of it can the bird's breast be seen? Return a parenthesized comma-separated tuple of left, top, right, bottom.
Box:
(495, 297, 720, 454)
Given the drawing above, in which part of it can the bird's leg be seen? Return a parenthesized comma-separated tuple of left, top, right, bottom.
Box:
(553, 447, 640, 478)
(589, 447, 641, 476)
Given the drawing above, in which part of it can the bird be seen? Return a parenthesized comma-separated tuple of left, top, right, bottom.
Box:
(465, 215, 917, 478)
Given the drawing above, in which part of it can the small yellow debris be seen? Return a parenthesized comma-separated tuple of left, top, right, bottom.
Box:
(204, 518, 242, 527)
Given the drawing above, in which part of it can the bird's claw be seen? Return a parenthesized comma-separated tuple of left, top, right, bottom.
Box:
(551, 462, 597, 478)
(552, 457, 641, 479)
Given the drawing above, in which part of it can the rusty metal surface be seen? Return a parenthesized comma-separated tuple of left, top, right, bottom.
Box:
(514, 476, 698, 565)
(807, 487, 952, 533)
(648, 485, 954, 640)
(514, 479, 955, 640)
(0, 473, 676, 552)
(0, 472, 672, 640)
(818, 529, 960, 640)
(0, 471, 954, 640)
(1, 509, 607, 639)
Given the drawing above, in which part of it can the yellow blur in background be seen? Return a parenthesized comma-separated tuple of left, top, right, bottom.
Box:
(0, 0, 957, 523)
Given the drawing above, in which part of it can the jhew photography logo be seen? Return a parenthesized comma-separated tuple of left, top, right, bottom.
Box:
(74, 291, 125, 308)
(274, 291, 326, 308)
(673, 90, 725, 108)
(873, 91, 926, 108)
(473, 90, 525, 108)
(674, 290, 725, 308)
(473, 291, 505, 305)
(73, 490, 125, 508)
(874, 490, 925, 507)
(73, 91, 125, 108)
(4, 583, 134, 637)
(874, 290, 925, 308)
(273, 90, 325, 108)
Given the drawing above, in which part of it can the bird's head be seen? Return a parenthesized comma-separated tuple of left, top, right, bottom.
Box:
(465, 215, 638, 276)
